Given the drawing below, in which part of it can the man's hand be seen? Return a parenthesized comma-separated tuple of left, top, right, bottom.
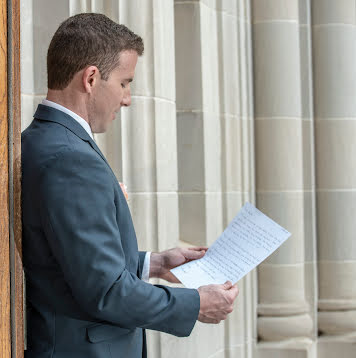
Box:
(150, 247, 208, 283)
(197, 281, 239, 324)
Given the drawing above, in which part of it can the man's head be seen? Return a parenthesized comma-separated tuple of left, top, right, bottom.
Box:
(47, 13, 144, 133)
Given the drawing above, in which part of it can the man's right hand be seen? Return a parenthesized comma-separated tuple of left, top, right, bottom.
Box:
(197, 281, 239, 324)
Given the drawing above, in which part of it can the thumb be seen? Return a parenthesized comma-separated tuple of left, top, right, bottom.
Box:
(222, 281, 233, 290)
(184, 249, 205, 261)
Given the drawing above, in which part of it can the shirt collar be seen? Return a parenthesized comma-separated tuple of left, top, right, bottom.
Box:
(41, 99, 94, 139)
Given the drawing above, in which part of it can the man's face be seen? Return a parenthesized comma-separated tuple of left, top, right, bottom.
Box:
(88, 50, 138, 133)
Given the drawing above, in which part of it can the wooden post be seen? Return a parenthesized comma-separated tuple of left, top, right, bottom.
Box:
(0, 0, 11, 356)
(8, 0, 24, 357)
(0, 0, 23, 356)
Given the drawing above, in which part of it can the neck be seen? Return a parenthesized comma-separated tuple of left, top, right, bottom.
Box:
(46, 89, 89, 123)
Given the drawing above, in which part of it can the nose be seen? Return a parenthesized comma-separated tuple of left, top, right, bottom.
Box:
(121, 88, 131, 107)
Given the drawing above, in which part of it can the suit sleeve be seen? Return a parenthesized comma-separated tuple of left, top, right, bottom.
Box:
(138, 251, 147, 278)
(39, 148, 200, 337)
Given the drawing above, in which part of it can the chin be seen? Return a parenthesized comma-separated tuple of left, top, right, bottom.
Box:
(93, 128, 108, 134)
(91, 121, 111, 134)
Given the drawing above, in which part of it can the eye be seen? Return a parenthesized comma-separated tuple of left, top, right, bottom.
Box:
(121, 83, 126, 89)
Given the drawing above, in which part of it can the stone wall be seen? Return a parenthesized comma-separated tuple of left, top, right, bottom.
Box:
(20, 0, 356, 357)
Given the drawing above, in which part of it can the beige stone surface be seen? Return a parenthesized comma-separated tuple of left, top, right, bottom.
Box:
(220, 116, 243, 192)
(258, 314, 314, 341)
(312, 0, 356, 25)
(119, 0, 155, 97)
(318, 261, 356, 301)
(298, 0, 310, 25)
(257, 339, 315, 358)
(315, 121, 356, 189)
(121, 98, 157, 192)
(255, 119, 303, 191)
(21, 94, 45, 130)
(176, 112, 205, 192)
(258, 263, 306, 304)
(253, 23, 301, 118)
(317, 192, 356, 261)
(317, 337, 356, 358)
(299, 27, 313, 119)
(218, 11, 240, 117)
(302, 121, 314, 190)
(174, 2, 203, 110)
(252, 0, 299, 23)
(318, 310, 356, 336)
(178, 192, 207, 246)
(313, 26, 356, 119)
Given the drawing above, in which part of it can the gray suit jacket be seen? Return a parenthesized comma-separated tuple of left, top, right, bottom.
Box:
(22, 104, 200, 358)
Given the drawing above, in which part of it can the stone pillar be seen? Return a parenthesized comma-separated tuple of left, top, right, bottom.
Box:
(252, 0, 317, 356)
(174, 2, 224, 355)
(217, 1, 257, 357)
(174, 1, 256, 357)
(312, 0, 356, 356)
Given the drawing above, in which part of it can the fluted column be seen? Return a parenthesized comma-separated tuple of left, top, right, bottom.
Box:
(312, 0, 356, 356)
(174, 1, 256, 357)
(217, 1, 257, 358)
(252, 0, 317, 355)
(174, 2, 224, 355)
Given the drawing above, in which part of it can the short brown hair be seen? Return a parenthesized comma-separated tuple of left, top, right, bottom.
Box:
(47, 13, 144, 90)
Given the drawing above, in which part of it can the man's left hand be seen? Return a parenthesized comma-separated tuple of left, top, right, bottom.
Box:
(150, 247, 208, 283)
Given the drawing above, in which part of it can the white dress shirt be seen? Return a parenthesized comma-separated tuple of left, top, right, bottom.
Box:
(41, 99, 151, 282)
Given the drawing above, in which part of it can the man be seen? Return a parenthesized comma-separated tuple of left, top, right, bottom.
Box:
(22, 13, 239, 358)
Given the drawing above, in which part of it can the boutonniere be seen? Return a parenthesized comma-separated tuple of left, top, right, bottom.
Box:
(119, 182, 129, 202)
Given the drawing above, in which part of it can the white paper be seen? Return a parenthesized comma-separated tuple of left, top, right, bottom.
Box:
(171, 202, 291, 289)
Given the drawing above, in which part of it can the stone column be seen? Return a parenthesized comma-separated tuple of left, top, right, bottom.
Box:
(312, 0, 356, 356)
(174, 1, 256, 357)
(217, 1, 257, 357)
(174, 2, 225, 355)
(252, 1, 317, 356)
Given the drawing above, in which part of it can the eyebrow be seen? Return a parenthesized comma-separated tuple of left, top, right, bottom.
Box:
(124, 78, 133, 83)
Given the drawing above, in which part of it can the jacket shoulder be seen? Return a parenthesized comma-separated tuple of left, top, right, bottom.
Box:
(22, 119, 97, 170)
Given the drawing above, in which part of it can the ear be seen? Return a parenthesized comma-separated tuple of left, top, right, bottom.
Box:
(82, 66, 100, 93)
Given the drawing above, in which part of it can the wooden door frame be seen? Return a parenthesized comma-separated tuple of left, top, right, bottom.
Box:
(0, 0, 11, 354)
(8, 0, 23, 357)
(1, 0, 23, 357)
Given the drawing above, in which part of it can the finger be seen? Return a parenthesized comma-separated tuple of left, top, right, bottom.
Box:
(226, 306, 234, 314)
(230, 285, 239, 298)
(226, 286, 239, 302)
(189, 246, 209, 252)
(182, 249, 206, 261)
(222, 281, 233, 290)
(201, 318, 221, 324)
(198, 314, 212, 323)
